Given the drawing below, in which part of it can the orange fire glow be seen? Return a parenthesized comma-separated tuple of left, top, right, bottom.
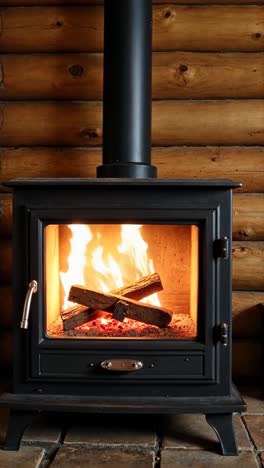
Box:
(60, 224, 160, 313)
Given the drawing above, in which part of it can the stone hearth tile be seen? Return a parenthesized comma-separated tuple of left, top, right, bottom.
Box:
(22, 413, 62, 445)
(162, 414, 252, 451)
(160, 449, 259, 467)
(243, 415, 264, 451)
(51, 447, 154, 467)
(64, 414, 155, 448)
(0, 446, 45, 468)
(240, 387, 264, 414)
(0, 408, 9, 446)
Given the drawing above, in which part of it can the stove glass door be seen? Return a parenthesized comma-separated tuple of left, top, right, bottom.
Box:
(45, 223, 199, 340)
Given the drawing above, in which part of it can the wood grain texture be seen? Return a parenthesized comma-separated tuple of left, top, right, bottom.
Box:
(232, 340, 262, 378)
(0, 240, 12, 284)
(0, 6, 263, 53)
(1, 0, 263, 4)
(0, 101, 264, 147)
(233, 242, 264, 290)
(233, 194, 264, 241)
(1, 147, 264, 193)
(0, 194, 12, 238)
(1, 193, 264, 241)
(0, 286, 12, 328)
(232, 291, 264, 338)
(1, 52, 264, 100)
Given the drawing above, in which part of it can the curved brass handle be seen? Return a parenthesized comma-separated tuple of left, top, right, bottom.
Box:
(20, 280, 38, 329)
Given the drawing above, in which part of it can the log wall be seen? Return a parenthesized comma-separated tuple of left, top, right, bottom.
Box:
(0, 1, 263, 381)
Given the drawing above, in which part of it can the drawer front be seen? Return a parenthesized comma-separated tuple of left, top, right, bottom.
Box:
(36, 352, 205, 381)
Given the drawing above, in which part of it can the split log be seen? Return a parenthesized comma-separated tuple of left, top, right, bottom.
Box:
(68, 285, 172, 328)
(112, 299, 172, 328)
(62, 273, 163, 330)
(61, 304, 103, 331)
(110, 273, 163, 301)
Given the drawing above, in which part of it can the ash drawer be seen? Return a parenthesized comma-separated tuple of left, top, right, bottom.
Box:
(36, 352, 205, 380)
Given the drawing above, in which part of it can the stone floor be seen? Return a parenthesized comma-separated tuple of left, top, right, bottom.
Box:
(0, 386, 263, 467)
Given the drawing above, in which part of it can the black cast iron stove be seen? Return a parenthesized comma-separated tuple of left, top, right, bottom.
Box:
(0, 0, 245, 454)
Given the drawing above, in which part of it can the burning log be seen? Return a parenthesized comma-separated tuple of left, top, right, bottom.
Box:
(113, 299, 172, 328)
(61, 304, 106, 331)
(68, 285, 172, 328)
(62, 272, 163, 331)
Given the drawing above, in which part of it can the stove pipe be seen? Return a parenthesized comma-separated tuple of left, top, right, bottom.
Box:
(97, 0, 157, 178)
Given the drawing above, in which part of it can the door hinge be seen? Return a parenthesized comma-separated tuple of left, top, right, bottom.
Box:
(218, 322, 229, 346)
(214, 237, 229, 260)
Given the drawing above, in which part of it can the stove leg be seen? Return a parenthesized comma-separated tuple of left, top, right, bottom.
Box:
(206, 413, 238, 456)
(4, 410, 36, 451)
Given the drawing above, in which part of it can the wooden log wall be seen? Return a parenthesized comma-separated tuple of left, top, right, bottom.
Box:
(0, 1, 263, 381)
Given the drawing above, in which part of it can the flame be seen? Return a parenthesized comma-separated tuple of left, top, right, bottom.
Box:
(60, 224, 160, 312)
(60, 225, 92, 310)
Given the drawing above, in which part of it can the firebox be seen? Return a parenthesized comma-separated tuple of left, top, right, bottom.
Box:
(46, 222, 199, 340)
(0, 0, 245, 455)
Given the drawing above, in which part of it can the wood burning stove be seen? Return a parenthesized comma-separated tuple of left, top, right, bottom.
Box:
(0, 177, 246, 454)
(0, 0, 245, 455)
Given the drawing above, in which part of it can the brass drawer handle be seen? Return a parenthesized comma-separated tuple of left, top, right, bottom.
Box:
(101, 360, 143, 372)
(21, 280, 38, 329)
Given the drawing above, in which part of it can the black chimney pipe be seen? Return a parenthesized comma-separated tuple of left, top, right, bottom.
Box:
(97, 0, 157, 178)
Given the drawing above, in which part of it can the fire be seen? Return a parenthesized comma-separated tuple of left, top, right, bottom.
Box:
(60, 224, 160, 312)
(60, 225, 92, 310)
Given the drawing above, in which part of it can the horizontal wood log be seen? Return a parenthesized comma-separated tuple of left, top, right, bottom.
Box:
(232, 339, 262, 379)
(0, 286, 12, 328)
(1, 147, 264, 194)
(232, 291, 264, 338)
(233, 194, 264, 241)
(0, 240, 12, 283)
(233, 242, 264, 291)
(0, 101, 264, 147)
(61, 305, 105, 331)
(0, 6, 263, 53)
(69, 286, 172, 328)
(0, 194, 12, 238)
(112, 298, 172, 328)
(62, 273, 163, 330)
(1, 52, 264, 100)
(2, 0, 263, 5)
